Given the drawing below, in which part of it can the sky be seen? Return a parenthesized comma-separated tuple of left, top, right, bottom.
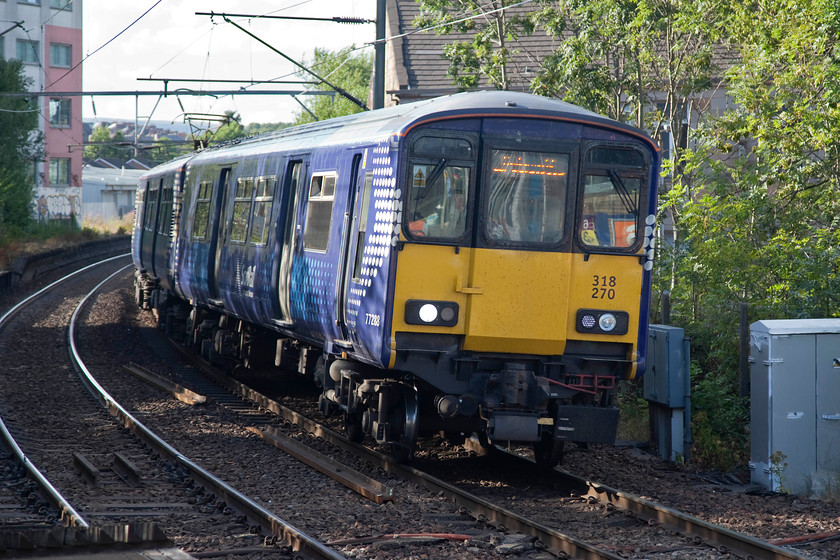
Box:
(81, 0, 377, 126)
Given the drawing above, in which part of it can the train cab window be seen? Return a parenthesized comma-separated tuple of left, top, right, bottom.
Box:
(578, 146, 646, 249)
(406, 136, 474, 241)
(485, 149, 569, 244)
(193, 180, 213, 239)
(230, 178, 255, 243)
(249, 176, 276, 245)
(303, 173, 336, 252)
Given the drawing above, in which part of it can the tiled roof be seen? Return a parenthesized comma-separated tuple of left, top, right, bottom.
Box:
(387, 0, 738, 104)
(388, 0, 555, 101)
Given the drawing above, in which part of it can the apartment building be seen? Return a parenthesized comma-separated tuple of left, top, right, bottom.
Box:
(2, 0, 82, 221)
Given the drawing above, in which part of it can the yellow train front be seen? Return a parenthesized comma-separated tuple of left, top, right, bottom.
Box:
(323, 91, 659, 466)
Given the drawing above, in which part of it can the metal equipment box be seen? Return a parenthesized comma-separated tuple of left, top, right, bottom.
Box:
(750, 319, 840, 495)
(645, 325, 688, 407)
(645, 325, 690, 461)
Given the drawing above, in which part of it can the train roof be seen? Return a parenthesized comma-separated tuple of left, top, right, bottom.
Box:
(144, 91, 657, 175)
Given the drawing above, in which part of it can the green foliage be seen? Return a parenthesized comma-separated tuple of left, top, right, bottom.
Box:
(212, 111, 246, 143)
(531, 0, 721, 133)
(293, 47, 372, 125)
(0, 58, 41, 234)
(688, 361, 748, 470)
(415, 0, 534, 90)
(84, 125, 133, 161)
(243, 122, 290, 135)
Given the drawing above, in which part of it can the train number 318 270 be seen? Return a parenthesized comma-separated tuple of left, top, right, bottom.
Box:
(592, 275, 617, 299)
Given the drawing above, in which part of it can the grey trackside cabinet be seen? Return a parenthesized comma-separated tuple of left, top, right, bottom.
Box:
(750, 319, 840, 495)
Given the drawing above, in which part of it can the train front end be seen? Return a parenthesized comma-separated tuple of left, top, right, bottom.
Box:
(384, 105, 658, 465)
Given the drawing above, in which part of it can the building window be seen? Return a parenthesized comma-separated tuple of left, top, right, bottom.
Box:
(49, 158, 70, 186)
(16, 40, 39, 64)
(49, 98, 71, 127)
(50, 43, 71, 67)
(19, 0, 40, 5)
(50, 0, 72, 8)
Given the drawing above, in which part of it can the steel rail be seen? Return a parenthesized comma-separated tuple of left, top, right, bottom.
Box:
(0, 254, 131, 528)
(67, 267, 347, 560)
(180, 348, 626, 560)
(484, 445, 812, 560)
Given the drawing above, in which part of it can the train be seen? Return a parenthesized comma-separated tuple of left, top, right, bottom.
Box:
(132, 90, 660, 466)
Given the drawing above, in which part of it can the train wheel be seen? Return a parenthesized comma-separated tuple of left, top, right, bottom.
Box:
(533, 431, 564, 469)
(388, 385, 419, 463)
(344, 412, 364, 443)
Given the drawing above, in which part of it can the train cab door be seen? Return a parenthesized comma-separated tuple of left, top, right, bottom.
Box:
(140, 178, 162, 277)
(208, 166, 233, 303)
(336, 152, 367, 346)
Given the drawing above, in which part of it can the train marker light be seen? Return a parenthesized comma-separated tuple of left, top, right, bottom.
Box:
(599, 313, 617, 332)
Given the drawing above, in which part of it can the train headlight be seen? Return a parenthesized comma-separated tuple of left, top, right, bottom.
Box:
(419, 304, 438, 322)
(405, 300, 459, 327)
(576, 309, 629, 335)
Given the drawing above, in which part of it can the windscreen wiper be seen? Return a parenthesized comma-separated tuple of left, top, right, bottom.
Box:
(608, 169, 637, 215)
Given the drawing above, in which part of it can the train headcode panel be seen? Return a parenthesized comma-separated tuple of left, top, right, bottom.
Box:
(132, 91, 660, 467)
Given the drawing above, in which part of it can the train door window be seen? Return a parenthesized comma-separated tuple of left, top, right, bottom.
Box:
(578, 146, 646, 249)
(352, 172, 373, 281)
(144, 180, 160, 231)
(193, 180, 213, 239)
(406, 136, 474, 240)
(486, 149, 569, 245)
(230, 177, 255, 243)
(303, 172, 336, 252)
(156, 175, 174, 236)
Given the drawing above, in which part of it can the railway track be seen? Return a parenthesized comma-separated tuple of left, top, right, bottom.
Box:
(115, 287, 821, 559)
(1, 258, 832, 559)
(0, 257, 343, 558)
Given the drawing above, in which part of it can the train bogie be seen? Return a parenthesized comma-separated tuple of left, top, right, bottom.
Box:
(132, 91, 659, 466)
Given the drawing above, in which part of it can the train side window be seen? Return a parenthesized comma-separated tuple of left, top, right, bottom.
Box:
(486, 149, 569, 244)
(193, 180, 213, 239)
(230, 177, 255, 243)
(578, 146, 646, 249)
(352, 172, 373, 281)
(249, 176, 276, 245)
(303, 172, 336, 252)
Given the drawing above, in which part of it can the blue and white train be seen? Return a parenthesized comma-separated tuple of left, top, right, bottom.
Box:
(132, 91, 659, 465)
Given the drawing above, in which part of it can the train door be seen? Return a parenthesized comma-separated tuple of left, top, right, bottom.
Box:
(277, 159, 305, 324)
(336, 152, 366, 345)
(151, 173, 174, 282)
(463, 136, 578, 355)
(208, 166, 233, 303)
(141, 178, 162, 276)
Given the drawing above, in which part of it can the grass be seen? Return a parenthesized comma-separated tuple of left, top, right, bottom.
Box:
(0, 212, 133, 270)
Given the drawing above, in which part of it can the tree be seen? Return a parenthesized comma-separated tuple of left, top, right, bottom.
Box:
(0, 58, 42, 233)
(531, 0, 721, 136)
(292, 46, 372, 125)
(657, 0, 840, 467)
(212, 110, 246, 142)
(414, 0, 535, 90)
(84, 125, 132, 160)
